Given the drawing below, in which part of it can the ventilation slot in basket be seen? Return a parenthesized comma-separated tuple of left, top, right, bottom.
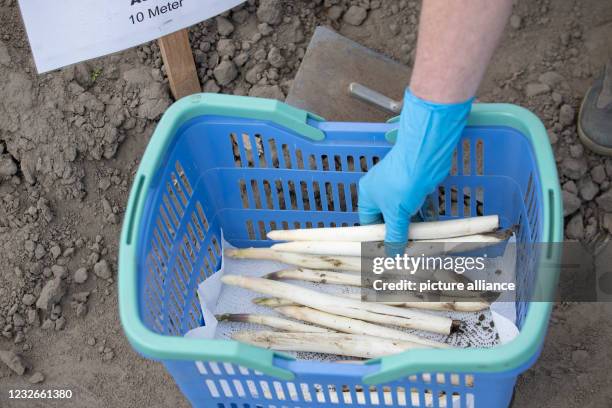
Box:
(142, 159, 222, 334)
(194, 364, 477, 407)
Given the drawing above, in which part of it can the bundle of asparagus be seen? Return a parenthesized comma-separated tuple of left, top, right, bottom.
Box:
(226, 215, 510, 271)
(219, 275, 461, 357)
(219, 216, 506, 359)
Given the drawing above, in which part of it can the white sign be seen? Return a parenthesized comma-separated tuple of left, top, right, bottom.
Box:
(18, 0, 245, 73)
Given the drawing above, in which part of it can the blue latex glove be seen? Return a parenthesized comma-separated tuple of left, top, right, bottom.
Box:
(358, 89, 473, 252)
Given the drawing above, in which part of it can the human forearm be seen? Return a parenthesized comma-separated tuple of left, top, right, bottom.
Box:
(410, 0, 513, 103)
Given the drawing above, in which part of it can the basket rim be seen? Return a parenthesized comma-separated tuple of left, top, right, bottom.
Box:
(119, 94, 563, 385)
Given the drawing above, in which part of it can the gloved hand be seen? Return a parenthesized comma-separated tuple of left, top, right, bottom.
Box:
(358, 88, 473, 253)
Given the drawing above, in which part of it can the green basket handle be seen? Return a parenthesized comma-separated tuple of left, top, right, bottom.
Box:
(182, 93, 326, 141)
(208, 341, 296, 380)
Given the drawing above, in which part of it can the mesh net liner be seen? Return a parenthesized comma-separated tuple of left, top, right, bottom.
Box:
(186, 238, 519, 361)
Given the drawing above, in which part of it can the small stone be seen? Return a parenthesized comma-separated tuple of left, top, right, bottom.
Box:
(213, 60, 238, 86)
(74, 267, 89, 284)
(563, 190, 581, 216)
(216, 16, 234, 36)
(55, 316, 66, 331)
(257, 0, 282, 25)
(234, 52, 249, 67)
(249, 84, 285, 101)
(49, 245, 61, 259)
(93, 260, 112, 279)
(579, 179, 599, 201)
(202, 79, 221, 93)
(87, 337, 96, 346)
(267, 47, 286, 68)
(591, 165, 607, 184)
(28, 372, 45, 384)
(538, 71, 565, 87)
(51, 265, 67, 279)
(343, 6, 368, 26)
(99, 178, 111, 191)
(569, 144, 583, 158)
(36, 278, 65, 312)
(509, 14, 522, 30)
(41, 319, 54, 330)
(566, 214, 584, 240)
(22, 294, 36, 306)
(564, 180, 578, 194)
(257, 23, 273, 36)
(0, 349, 26, 375)
(245, 63, 266, 84)
(596, 190, 612, 212)
(216, 39, 235, 57)
(102, 351, 115, 361)
(0, 154, 18, 177)
(525, 83, 551, 98)
(559, 104, 575, 127)
(34, 244, 45, 260)
(327, 5, 344, 21)
(562, 157, 588, 180)
(552, 92, 563, 104)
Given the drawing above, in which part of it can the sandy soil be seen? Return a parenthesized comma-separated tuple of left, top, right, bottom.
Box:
(1, 0, 612, 407)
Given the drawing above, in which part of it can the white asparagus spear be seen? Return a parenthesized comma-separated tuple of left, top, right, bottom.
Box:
(233, 331, 425, 359)
(222, 276, 458, 335)
(265, 268, 361, 286)
(216, 313, 333, 333)
(267, 215, 499, 242)
(276, 306, 450, 349)
(260, 270, 490, 312)
(270, 229, 511, 257)
(343, 293, 490, 312)
(254, 295, 489, 313)
(225, 248, 361, 272)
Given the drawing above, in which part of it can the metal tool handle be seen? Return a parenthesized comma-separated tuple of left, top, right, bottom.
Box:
(349, 82, 403, 114)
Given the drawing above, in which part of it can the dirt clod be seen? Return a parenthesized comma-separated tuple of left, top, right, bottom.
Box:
(93, 260, 112, 280)
(257, 0, 283, 25)
(28, 371, 45, 384)
(0, 349, 26, 375)
(35, 278, 65, 312)
(74, 267, 89, 284)
(343, 6, 368, 26)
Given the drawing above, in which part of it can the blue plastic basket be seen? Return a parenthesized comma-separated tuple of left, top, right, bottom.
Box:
(119, 94, 562, 407)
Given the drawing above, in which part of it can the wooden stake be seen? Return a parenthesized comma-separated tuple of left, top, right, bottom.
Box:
(158, 29, 201, 99)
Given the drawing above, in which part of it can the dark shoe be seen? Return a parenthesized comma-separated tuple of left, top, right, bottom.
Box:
(578, 62, 612, 156)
